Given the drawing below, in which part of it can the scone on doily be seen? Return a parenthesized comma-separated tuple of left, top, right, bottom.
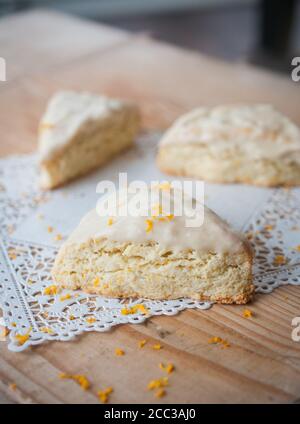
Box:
(157, 104, 300, 187)
(52, 185, 254, 304)
(38, 91, 140, 189)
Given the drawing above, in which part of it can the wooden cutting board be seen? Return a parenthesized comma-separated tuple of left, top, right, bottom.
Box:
(0, 10, 300, 404)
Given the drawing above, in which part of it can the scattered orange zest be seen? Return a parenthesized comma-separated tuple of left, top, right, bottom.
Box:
(208, 336, 230, 349)
(121, 304, 149, 315)
(9, 383, 17, 391)
(147, 377, 168, 390)
(138, 339, 147, 348)
(159, 363, 175, 374)
(115, 348, 125, 356)
(59, 373, 90, 391)
(98, 387, 113, 403)
(86, 317, 96, 324)
(60, 293, 71, 301)
(264, 225, 274, 231)
(107, 218, 114, 226)
(47, 226, 53, 233)
(43, 285, 58, 295)
(54, 233, 62, 241)
(15, 327, 32, 346)
(145, 219, 153, 233)
(243, 309, 253, 318)
(274, 255, 286, 265)
(155, 388, 166, 398)
(152, 343, 162, 350)
(40, 327, 54, 334)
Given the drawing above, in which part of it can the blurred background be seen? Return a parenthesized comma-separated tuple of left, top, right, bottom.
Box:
(0, 0, 299, 74)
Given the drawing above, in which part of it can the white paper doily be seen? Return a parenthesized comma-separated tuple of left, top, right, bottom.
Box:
(0, 133, 300, 352)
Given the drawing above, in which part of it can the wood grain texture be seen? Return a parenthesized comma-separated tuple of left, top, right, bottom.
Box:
(0, 10, 300, 404)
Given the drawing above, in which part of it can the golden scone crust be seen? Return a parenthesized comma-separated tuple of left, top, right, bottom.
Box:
(157, 105, 300, 187)
(38, 91, 140, 189)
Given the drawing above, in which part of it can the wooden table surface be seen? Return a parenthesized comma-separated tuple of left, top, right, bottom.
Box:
(1, 9, 300, 404)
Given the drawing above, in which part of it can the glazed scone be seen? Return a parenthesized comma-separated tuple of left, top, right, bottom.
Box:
(38, 91, 140, 189)
(157, 105, 300, 186)
(52, 186, 254, 304)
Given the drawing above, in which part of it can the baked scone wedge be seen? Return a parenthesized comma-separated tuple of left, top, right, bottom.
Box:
(157, 104, 300, 186)
(52, 186, 254, 304)
(38, 91, 140, 189)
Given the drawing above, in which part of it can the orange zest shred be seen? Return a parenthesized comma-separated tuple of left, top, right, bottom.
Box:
(152, 343, 162, 350)
(43, 285, 58, 295)
(69, 314, 75, 321)
(147, 377, 168, 390)
(59, 373, 90, 391)
(274, 255, 286, 265)
(47, 226, 53, 233)
(15, 327, 32, 346)
(93, 277, 100, 287)
(208, 336, 230, 349)
(115, 348, 125, 356)
(54, 233, 62, 241)
(60, 293, 71, 301)
(138, 339, 147, 348)
(98, 387, 113, 403)
(243, 309, 253, 318)
(264, 225, 274, 231)
(107, 218, 114, 226)
(86, 317, 96, 324)
(155, 388, 166, 398)
(145, 219, 153, 233)
(294, 245, 300, 252)
(159, 363, 174, 374)
(40, 327, 54, 334)
(9, 383, 17, 391)
(121, 304, 149, 315)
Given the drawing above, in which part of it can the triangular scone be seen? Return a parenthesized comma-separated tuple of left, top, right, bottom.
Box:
(38, 91, 140, 189)
(157, 105, 300, 187)
(52, 187, 254, 304)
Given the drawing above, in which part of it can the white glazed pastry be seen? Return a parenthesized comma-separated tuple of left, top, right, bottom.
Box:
(52, 186, 254, 304)
(157, 104, 300, 186)
(38, 91, 140, 189)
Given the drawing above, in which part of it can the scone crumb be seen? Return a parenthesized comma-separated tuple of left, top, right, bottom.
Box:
(54, 233, 63, 241)
(145, 219, 153, 233)
(15, 327, 32, 346)
(107, 218, 114, 226)
(86, 317, 96, 324)
(115, 348, 125, 356)
(98, 387, 113, 403)
(60, 293, 71, 301)
(152, 343, 163, 350)
(69, 314, 75, 320)
(243, 309, 253, 318)
(59, 373, 90, 391)
(138, 339, 147, 348)
(44, 285, 58, 295)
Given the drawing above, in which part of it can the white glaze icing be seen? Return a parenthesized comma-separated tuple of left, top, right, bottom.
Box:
(38, 91, 124, 161)
(65, 186, 248, 254)
(160, 105, 300, 162)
